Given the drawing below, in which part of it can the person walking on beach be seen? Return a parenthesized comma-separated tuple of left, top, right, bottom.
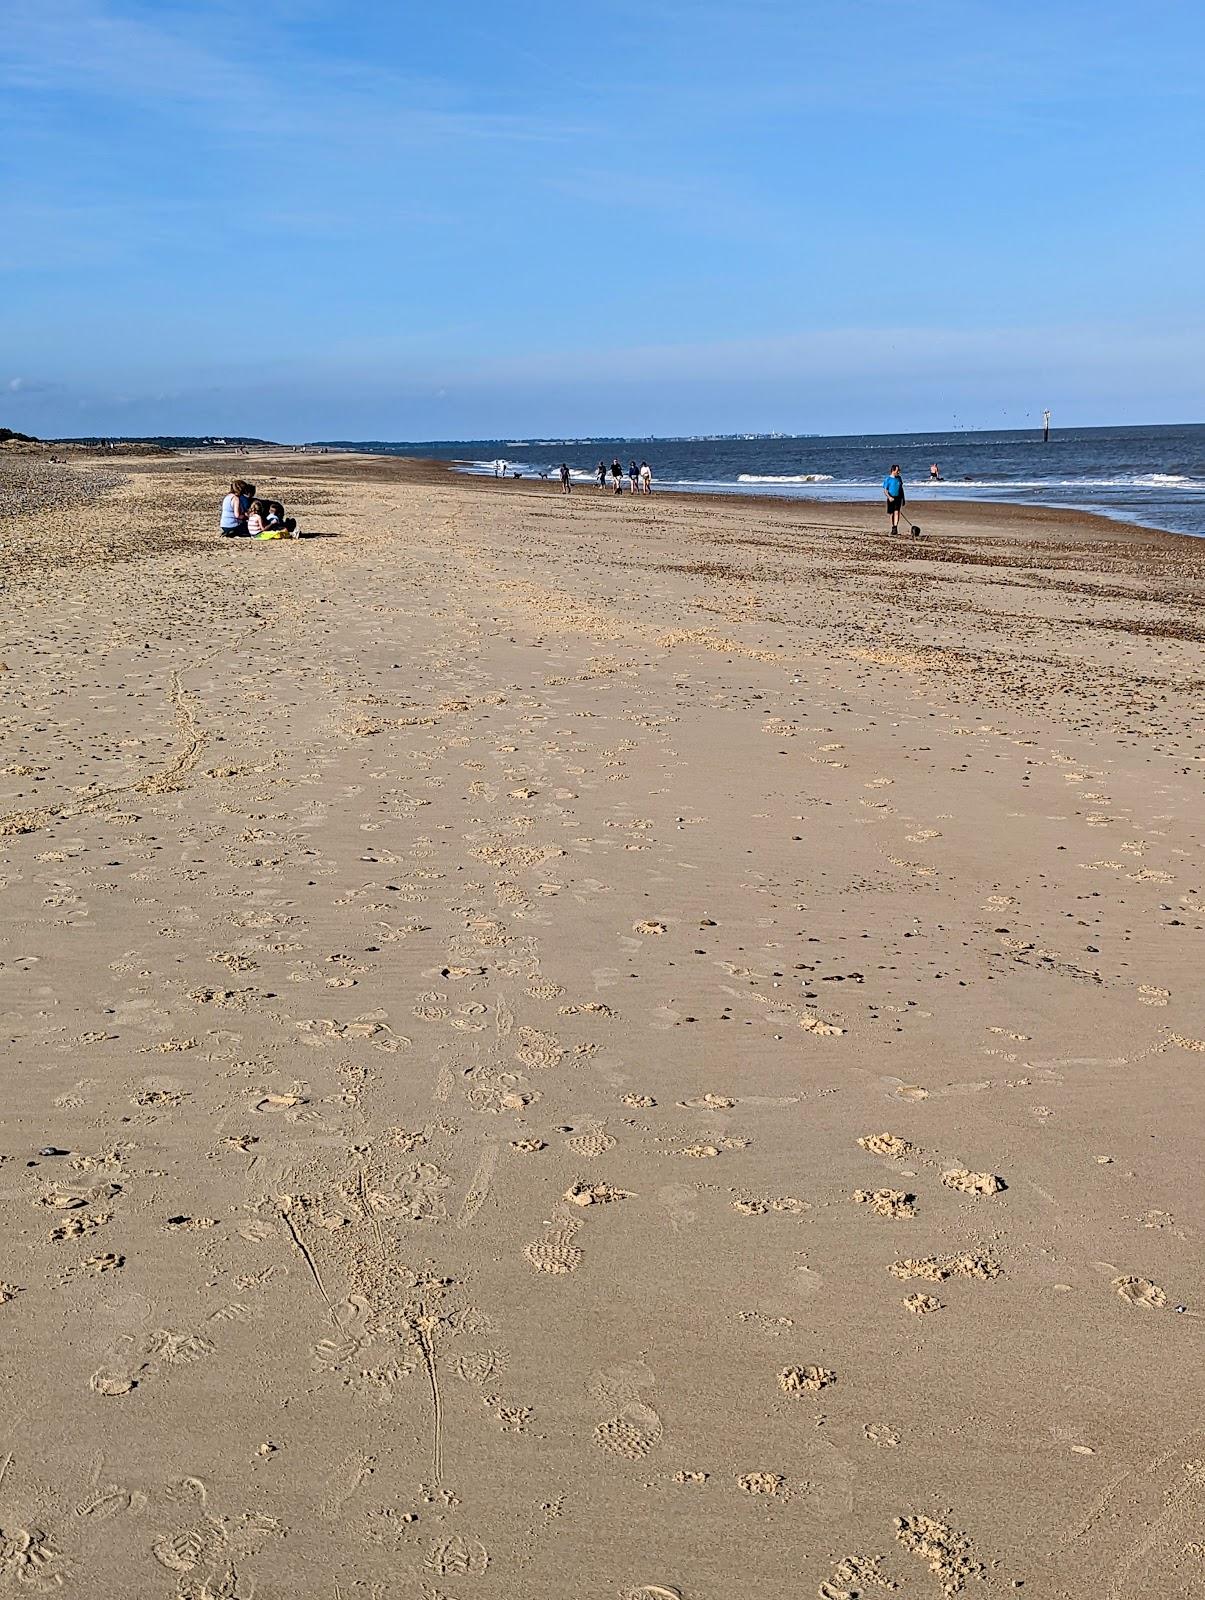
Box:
(597, 460, 607, 489)
(628, 460, 640, 494)
(611, 458, 623, 494)
(639, 461, 652, 494)
(559, 463, 572, 494)
(882, 463, 905, 535)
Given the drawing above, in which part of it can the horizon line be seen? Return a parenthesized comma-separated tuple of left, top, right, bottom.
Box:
(28, 417, 1205, 448)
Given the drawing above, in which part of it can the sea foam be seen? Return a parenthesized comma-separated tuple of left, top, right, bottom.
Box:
(737, 473, 834, 484)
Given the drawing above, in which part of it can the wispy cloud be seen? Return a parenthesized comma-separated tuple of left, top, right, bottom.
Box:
(3, 375, 57, 397)
(420, 320, 1205, 394)
(0, 0, 586, 151)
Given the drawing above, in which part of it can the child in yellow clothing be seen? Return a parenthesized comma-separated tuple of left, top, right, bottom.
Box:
(246, 501, 286, 539)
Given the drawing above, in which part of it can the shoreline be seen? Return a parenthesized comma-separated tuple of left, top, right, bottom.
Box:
(8, 437, 1200, 546)
(446, 461, 1203, 547)
(389, 451, 1203, 551)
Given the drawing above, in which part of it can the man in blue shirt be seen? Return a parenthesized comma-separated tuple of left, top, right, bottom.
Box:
(882, 465, 904, 535)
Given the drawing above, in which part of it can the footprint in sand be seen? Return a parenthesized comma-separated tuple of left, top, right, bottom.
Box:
(0, 1526, 66, 1588)
(524, 1220, 583, 1275)
(857, 1133, 912, 1159)
(891, 1253, 1001, 1283)
(565, 1123, 616, 1158)
(940, 1168, 1006, 1196)
(564, 1180, 631, 1207)
(594, 1402, 664, 1460)
(894, 1513, 985, 1592)
(455, 1348, 508, 1386)
(732, 1193, 808, 1216)
(738, 1471, 787, 1497)
(51, 1212, 112, 1242)
(778, 1365, 835, 1394)
(903, 1293, 943, 1315)
(1112, 1275, 1167, 1308)
(863, 1422, 901, 1448)
(851, 1189, 915, 1219)
(90, 1368, 140, 1397)
(818, 1555, 897, 1599)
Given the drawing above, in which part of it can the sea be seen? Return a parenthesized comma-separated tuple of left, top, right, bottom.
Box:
(323, 422, 1205, 538)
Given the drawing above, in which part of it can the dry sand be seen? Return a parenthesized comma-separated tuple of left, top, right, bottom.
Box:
(1, 452, 1203, 1599)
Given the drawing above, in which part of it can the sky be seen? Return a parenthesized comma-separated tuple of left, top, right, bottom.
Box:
(2, 0, 1203, 441)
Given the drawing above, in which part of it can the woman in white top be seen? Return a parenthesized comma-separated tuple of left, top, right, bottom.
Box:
(219, 479, 249, 536)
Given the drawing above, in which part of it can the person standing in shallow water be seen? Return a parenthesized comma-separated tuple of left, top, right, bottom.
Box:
(559, 463, 572, 494)
(882, 463, 905, 535)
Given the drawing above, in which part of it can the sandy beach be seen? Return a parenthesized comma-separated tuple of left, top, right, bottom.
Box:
(1, 450, 1203, 1599)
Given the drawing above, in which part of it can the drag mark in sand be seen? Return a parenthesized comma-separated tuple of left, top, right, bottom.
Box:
(0, 638, 251, 838)
(355, 1164, 386, 1265)
(1058, 1430, 1205, 1596)
(277, 1200, 336, 1321)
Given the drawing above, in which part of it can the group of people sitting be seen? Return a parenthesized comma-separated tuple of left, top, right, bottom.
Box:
(219, 479, 300, 539)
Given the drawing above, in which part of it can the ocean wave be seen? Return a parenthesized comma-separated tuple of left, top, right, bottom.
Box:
(737, 472, 835, 484)
(926, 476, 1202, 490)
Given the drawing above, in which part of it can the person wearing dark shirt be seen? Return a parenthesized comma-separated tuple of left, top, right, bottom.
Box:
(263, 499, 298, 534)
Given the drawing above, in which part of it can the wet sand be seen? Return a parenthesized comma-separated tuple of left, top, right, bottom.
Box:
(1, 451, 1203, 1598)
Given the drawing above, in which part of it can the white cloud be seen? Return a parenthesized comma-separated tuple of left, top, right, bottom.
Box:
(0, 0, 585, 154)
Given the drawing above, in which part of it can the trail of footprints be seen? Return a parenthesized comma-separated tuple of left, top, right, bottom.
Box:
(1, 499, 1199, 1596)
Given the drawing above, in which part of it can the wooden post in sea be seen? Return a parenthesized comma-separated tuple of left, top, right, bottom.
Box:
(1042, 408, 1051, 443)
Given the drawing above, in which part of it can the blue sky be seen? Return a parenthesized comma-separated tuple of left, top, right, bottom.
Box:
(2, 0, 1202, 440)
